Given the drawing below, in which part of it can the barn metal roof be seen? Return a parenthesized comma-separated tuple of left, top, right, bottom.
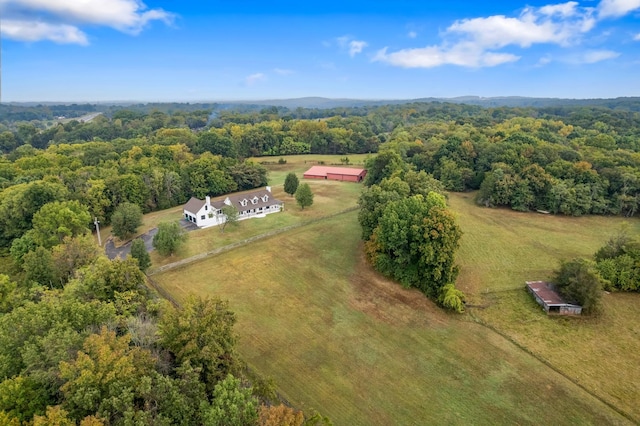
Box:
(303, 166, 366, 177)
(526, 281, 579, 306)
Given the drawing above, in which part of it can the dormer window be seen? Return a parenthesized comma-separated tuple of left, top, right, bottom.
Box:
(251, 196, 258, 204)
(240, 199, 248, 207)
(262, 195, 269, 202)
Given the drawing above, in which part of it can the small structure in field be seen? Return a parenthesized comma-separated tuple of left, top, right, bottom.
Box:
(303, 166, 367, 182)
(526, 281, 582, 315)
(183, 187, 283, 228)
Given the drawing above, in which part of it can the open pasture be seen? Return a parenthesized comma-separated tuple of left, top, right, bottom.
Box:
(450, 192, 640, 420)
(152, 210, 631, 425)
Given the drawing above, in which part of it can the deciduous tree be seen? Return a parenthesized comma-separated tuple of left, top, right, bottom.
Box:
(201, 374, 258, 426)
(153, 221, 186, 256)
(158, 297, 237, 394)
(31, 201, 91, 248)
(283, 172, 299, 196)
(110, 202, 143, 241)
(554, 258, 602, 314)
(129, 239, 151, 272)
(220, 205, 239, 234)
(294, 183, 313, 210)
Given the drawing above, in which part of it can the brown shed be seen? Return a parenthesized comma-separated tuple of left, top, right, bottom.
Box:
(303, 166, 367, 182)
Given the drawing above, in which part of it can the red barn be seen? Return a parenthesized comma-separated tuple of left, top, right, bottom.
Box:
(303, 166, 367, 182)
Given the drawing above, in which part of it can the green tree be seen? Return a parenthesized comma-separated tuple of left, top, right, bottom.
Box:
(201, 374, 258, 426)
(366, 193, 464, 307)
(129, 239, 151, 272)
(66, 256, 146, 314)
(110, 202, 142, 240)
(283, 172, 299, 196)
(153, 221, 186, 256)
(294, 183, 314, 210)
(51, 235, 100, 286)
(59, 327, 155, 423)
(158, 297, 237, 394)
(220, 205, 239, 234)
(554, 258, 602, 314)
(22, 247, 56, 288)
(31, 201, 91, 248)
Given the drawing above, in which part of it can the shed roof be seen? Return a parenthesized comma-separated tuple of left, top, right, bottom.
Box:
(526, 281, 571, 306)
(303, 166, 366, 177)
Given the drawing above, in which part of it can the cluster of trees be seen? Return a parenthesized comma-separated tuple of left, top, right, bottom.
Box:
(358, 150, 465, 312)
(0, 146, 268, 250)
(552, 231, 640, 315)
(390, 115, 640, 216)
(0, 233, 326, 424)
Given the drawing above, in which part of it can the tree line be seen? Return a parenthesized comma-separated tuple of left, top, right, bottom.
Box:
(0, 237, 326, 424)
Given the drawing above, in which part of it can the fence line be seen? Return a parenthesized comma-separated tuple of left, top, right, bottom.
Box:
(147, 206, 359, 276)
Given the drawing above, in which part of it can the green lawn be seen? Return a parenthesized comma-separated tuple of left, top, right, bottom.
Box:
(152, 211, 631, 425)
(148, 176, 363, 268)
(449, 192, 640, 420)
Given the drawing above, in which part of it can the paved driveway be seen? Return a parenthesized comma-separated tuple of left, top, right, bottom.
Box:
(105, 220, 198, 260)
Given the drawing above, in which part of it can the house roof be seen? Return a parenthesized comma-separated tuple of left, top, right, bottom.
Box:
(526, 281, 577, 306)
(184, 188, 283, 214)
(184, 197, 205, 214)
(303, 166, 366, 177)
(227, 188, 282, 212)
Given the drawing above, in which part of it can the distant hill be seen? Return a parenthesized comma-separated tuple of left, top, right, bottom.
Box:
(4, 96, 640, 117)
(216, 96, 640, 110)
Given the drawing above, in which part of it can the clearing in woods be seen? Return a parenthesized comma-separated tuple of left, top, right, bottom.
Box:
(152, 209, 635, 424)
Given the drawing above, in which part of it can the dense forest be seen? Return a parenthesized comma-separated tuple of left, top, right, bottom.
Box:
(1, 99, 640, 421)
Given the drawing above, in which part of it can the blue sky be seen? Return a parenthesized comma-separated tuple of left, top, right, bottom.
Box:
(1, 0, 639, 102)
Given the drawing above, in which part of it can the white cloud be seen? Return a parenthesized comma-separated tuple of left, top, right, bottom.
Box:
(408, 31, 418, 39)
(536, 55, 553, 66)
(374, 2, 602, 69)
(373, 44, 519, 68)
(598, 0, 640, 18)
(348, 40, 367, 57)
(1, 19, 88, 44)
(0, 0, 174, 44)
(634, 33, 640, 40)
(336, 35, 367, 57)
(245, 73, 266, 86)
(576, 49, 620, 63)
(274, 68, 294, 75)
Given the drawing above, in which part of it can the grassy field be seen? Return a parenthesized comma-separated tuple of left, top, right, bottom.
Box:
(148, 157, 639, 423)
(152, 210, 632, 425)
(449, 192, 640, 420)
(148, 179, 362, 268)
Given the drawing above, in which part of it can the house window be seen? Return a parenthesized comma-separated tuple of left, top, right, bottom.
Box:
(251, 196, 258, 204)
(201, 215, 205, 220)
(205, 205, 208, 210)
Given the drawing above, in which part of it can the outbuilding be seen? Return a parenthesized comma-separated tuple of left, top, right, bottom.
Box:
(303, 166, 367, 182)
(526, 281, 583, 315)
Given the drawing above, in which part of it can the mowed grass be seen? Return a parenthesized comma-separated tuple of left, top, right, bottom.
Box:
(152, 211, 630, 425)
(148, 178, 363, 268)
(450, 192, 640, 420)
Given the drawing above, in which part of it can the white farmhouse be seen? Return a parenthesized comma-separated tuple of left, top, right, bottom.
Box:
(183, 186, 283, 228)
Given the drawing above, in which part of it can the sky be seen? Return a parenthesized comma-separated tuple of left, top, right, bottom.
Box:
(1, 0, 639, 102)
